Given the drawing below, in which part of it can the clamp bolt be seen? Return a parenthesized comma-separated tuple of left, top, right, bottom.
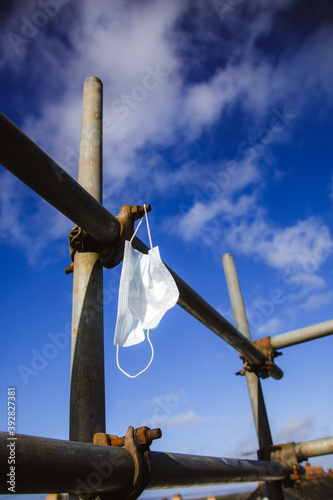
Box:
(111, 426, 161, 448)
(130, 204, 152, 221)
(93, 426, 162, 449)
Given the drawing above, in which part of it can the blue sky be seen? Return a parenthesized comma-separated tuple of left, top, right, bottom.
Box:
(0, 0, 333, 498)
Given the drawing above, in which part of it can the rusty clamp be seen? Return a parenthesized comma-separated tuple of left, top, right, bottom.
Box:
(93, 426, 162, 500)
(258, 442, 303, 492)
(65, 204, 151, 273)
(236, 336, 282, 379)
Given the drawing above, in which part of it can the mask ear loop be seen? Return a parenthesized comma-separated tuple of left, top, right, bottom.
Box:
(129, 204, 153, 248)
(130, 215, 144, 245)
(116, 330, 154, 378)
(144, 204, 153, 249)
(118, 204, 154, 378)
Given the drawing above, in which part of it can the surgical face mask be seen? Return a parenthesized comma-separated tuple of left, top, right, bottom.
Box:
(114, 205, 179, 378)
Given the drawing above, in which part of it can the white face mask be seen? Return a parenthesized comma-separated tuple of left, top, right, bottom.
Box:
(114, 205, 179, 378)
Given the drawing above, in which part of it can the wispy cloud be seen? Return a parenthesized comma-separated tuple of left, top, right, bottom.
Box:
(228, 217, 333, 272)
(175, 158, 261, 240)
(256, 317, 282, 336)
(176, 176, 333, 289)
(275, 415, 315, 444)
(300, 290, 333, 312)
(141, 390, 186, 428)
(164, 410, 208, 428)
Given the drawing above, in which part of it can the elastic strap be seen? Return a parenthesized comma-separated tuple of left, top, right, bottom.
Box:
(144, 204, 153, 249)
(130, 204, 153, 249)
(130, 216, 144, 244)
(116, 330, 154, 378)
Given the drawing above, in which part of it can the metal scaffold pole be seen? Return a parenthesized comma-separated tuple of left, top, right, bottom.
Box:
(0, 432, 291, 494)
(222, 253, 285, 500)
(70, 77, 105, 444)
(269, 319, 333, 349)
(0, 111, 120, 245)
(295, 437, 333, 461)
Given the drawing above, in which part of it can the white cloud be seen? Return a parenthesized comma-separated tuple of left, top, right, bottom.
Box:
(15, 0, 317, 200)
(15, 1, 187, 208)
(180, 63, 268, 135)
(164, 410, 207, 428)
(151, 390, 185, 408)
(256, 317, 282, 337)
(175, 159, 261, 240)
(300, 291, 333, 312)
(141, 390, 186, 428)
(275, 415, 315, 444)
(175, 159, 333, 283)
(231, 218, 333, 271)
(178, 193, 258, 242)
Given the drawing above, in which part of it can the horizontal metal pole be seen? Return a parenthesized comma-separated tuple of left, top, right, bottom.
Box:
(0, 112, 282, 378)
(270, 319, 333, 349)
(148, 451, 289, 489)
(295, 437, 333, 462)
(1, 432, 133, 494)
(0, 111, 120, 245)
(0, 432, 290, 494)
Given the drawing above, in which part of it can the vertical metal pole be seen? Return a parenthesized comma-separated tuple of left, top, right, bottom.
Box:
(70, 77, 105, 444)
(222, 253, 284, 500)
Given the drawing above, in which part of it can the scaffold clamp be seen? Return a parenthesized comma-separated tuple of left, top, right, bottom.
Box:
(236, 336, 282, 379)
(65, 204, 152, 273)
(94, 426, 162, 500)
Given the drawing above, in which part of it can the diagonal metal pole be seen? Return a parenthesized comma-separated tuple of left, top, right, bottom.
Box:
(70, 77, 105, 446)
(222, 253, 285, 500)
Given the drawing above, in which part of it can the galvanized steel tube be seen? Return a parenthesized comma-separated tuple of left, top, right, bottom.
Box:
(0, 432, 134, 494)
(295, 437, 333, 462)
(148, 451, 289, 489)
(70, 77, 105, 444)
(222, 253, 252, 339)
(219, 253, 282, 379)
(0, 432, 290, 494)
(270, 319, 333, 349)
(0, 110, 120, 244)
(222, 253, 271, 444)
(222, 253, 284, 500)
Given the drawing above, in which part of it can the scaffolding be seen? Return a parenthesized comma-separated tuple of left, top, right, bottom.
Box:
(0, 77, 332, 499)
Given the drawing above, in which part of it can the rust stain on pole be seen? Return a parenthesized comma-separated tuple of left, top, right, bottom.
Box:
(70, 76, 105, 445)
